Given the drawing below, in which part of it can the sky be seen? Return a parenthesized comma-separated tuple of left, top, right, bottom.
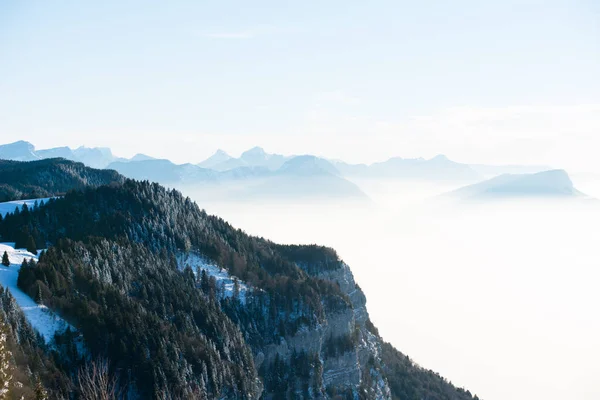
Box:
(1, 0, 599, 171)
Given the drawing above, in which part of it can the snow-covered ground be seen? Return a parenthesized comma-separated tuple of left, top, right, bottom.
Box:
(176, 251, 250, 303)
(0, 197, 54, 217)
(0, 242, 74, 343)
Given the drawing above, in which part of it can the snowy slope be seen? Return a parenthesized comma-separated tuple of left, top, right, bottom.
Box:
(0, 242, 73, 343)
(0, 197, 54, 217)
(176, 252, 250, 303)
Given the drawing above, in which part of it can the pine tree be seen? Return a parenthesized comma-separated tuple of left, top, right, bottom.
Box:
(200, 269, 209, 294)
(34, 284, 43, 305)
(26, 236, 37, 255)
(1, 252, 8, 267)
(233, 277, 240, 300)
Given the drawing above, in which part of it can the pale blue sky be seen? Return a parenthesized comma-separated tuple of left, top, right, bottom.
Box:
(1, 0, 599, 168)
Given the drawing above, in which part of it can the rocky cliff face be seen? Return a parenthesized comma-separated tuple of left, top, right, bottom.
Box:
(255, 262, 392, 399)
(178, 250, 392, 399)
(316, 263, 391, 399)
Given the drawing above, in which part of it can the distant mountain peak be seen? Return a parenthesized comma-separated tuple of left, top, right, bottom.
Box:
(0, 141, 40, 162)
(2, 140, 36, 151)
(446, 169, 586, 200)
(243, 146, 266, 155)
(198, 149, 234, 169)
(431, 154, 449, 161)
(74, 146, 113, 156)
(130, 153, 156, 162)
(279, 155, 340, 176)
(241, 146, 268, 161)
(11, 140, 35, 148)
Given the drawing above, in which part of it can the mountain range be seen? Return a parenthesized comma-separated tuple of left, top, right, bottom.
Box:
(0, 140, 552, 179)
(0, 140, 563, 203)
(199, 147, 291, 171)
(107, 155, 368, 202)
(333, 154, 482, 181)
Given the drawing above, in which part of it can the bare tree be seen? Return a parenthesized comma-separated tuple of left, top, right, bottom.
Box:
(0, 325, 12, 400)
(77, 358, 121, 400)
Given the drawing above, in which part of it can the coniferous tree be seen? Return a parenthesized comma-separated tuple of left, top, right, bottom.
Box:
(233, 277, 240, 300)
(34, 284, 43, 305)
(200, 269, 209, 294)
(1, 252, 8, 267)
(26, 236, 37, 255)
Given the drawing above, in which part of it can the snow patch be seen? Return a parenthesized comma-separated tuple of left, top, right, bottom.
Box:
(176, 252, 250, 303)
(0, 197, 54, 217)
(0, 242, 74, 343)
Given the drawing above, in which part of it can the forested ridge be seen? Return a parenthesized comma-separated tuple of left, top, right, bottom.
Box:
(0, 158, 479, 399)
(0, 179, 355, 398)
(0, 158, 124, 202)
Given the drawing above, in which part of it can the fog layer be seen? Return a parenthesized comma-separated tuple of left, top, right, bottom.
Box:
(180, 179, 600, 400)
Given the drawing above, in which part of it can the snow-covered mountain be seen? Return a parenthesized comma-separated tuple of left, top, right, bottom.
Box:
(445, 169, 587, 200)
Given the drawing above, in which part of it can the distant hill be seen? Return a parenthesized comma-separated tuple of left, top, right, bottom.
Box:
(36, 146, 74, 160)
(107, 159, 218, 184)
(278, 155, 341, 177)
(469, 163, 553, 178)
(445, 169, 586, 200)
(0, 158, 124, 202)
(245, 155, 367, 201)
(129, 153, 156, 161)
(335, 155, 482, 182)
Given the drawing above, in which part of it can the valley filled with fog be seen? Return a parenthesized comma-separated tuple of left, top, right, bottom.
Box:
(181, 178, 600, 400)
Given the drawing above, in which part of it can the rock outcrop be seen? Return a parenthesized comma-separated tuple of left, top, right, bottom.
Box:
(255, 261, 392, 399)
